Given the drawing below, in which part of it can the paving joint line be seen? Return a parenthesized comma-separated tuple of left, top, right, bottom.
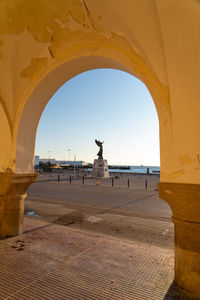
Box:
(92, 193, 157, 216)
(4, 234, 104, 299)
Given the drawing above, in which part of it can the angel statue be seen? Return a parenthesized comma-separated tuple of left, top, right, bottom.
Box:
(95, 139, 104, 159)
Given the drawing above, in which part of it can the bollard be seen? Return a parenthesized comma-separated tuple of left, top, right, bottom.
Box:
(145, 179, 147, 189)
(128, 178, 129, 188)
(69, 175, 71, 184)
(112, 178, 114, 187)
(82, 176, 84, 184)
(58, 174, 60, 182)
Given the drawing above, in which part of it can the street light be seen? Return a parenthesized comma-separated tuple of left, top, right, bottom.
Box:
(74, 155, 76, 174)
(48, 150, 52, 163)
(68, 149, 71, 163)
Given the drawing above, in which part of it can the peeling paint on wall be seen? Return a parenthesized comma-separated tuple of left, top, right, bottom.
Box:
(162, 169, 185, 179)
(21, 57, 48, 82)
(0, 0, 87, 42)
(179, 154, 192, 165)
(0, 0, 174, 178)
(49, 29, 109, 59)
(164, 189, 172, 195)
(0, 0, 103, 43)
(0, 0, 170, 118)
(82, 0, 103, 32)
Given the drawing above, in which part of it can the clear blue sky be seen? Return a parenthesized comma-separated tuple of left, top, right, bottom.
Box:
(35, 69, 160, 166)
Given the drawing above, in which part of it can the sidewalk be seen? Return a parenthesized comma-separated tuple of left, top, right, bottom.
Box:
(0, 217, 175, 299)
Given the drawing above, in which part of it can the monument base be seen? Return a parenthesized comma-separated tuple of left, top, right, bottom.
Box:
(92, 159, 109, 178)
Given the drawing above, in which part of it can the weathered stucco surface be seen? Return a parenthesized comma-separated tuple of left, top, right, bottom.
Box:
(1, 1, 200, 296)
(0, 0, 199, 183)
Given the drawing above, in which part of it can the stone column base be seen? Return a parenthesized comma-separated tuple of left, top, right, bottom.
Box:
(92, 159, 109, 178)
(0, 172, 37, 237)
(158, 182, 200, 297)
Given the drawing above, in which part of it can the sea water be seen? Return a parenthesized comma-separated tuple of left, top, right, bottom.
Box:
(108, 166, 160, 174)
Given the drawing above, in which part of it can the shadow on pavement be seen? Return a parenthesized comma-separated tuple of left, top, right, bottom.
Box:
(164, 280, 199, 300)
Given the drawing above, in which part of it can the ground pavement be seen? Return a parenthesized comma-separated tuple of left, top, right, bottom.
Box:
(0, 217, 178, 299)
(26, 181, 174, 249)
(0, 178, 191, 299)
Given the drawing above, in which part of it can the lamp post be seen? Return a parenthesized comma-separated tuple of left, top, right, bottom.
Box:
(68, 149, 71, 164)
(74, 155, 76, 174)
(48, 150, 51, 164)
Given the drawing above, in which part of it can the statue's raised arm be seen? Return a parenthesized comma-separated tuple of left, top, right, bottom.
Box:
(95, 139, 104, 159)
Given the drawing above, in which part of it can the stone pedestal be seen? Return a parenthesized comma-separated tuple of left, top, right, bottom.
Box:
(158, 182, 200, 298)
(92, 159, 109, 178)
(0, 172, 37, 237)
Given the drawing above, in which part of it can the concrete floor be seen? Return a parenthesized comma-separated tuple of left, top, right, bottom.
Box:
(0, 217, 175, 300)
(0, 178, 190, 299)
(26, 181, 174, 249)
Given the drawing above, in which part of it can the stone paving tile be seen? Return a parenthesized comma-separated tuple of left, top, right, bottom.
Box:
(0, 218, 174, 299)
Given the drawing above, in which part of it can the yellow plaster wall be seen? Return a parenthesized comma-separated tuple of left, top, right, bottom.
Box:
(156, 0, 200, 183)
(0, 102, 13, 172)
(0, 0, 200, 184)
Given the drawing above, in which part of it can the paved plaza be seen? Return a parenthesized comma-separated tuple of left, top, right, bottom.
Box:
(0, 177, 195, 300)
(0, 177, 191, 299)
(26, 178, 174, 249)
(0, 217, 176, 299)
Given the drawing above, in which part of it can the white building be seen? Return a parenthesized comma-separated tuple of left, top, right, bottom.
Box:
(56, 160, 86, 167)
(39, 158, 56, 165)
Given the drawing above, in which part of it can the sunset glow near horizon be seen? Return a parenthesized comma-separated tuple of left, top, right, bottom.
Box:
(35, 69, 160, 166)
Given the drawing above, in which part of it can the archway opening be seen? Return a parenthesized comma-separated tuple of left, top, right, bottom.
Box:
(25, 68, 173, 250)
(14, 58, 174, 297)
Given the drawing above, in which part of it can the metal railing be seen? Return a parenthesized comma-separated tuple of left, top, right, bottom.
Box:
(35, 171, 160, 190)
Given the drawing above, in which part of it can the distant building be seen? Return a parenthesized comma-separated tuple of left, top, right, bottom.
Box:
(56, 160, 86, 167)
(35, 157, 87, 167)
(39, 158, 56, 165)
(34, 155, 40, 166)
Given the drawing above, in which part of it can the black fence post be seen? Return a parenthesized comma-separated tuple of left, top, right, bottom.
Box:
(82, 176, 84, 184)
(58, 174, 60, 182)
(145, 179, 147, 189)
(70, 175, 71, 184)
(128, 178, 129, 188)
(112, 178, 114, 187)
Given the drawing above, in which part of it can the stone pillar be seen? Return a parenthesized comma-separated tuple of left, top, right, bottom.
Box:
(0, 173, 37, 237)
(158, 182, 200, 297)
(92, 159, 109, 178)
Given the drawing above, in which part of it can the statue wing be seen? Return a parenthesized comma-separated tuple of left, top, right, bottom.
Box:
(95, 139, 102, 147)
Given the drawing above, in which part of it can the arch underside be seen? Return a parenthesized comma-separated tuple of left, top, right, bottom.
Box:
(16, 54, 169, 175)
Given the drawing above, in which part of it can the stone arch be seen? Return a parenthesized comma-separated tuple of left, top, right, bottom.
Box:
(0, 1, 199, 296)
(15, 52, 171, 175)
